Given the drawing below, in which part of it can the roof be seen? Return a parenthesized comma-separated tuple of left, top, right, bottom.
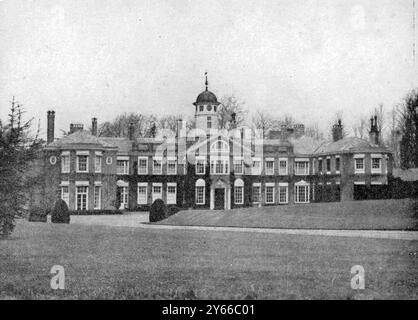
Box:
(45, 131, 116, 150)
(313, 137, 390, 155)
(194, 90, 219, 105)
(290, 136, 326, 155)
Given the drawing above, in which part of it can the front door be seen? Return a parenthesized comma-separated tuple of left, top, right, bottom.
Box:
(117, 186, 129, 209)
(214, 188, 225, 210)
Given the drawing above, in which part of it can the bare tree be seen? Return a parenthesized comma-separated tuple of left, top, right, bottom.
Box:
(217, 95, 247, 129)
(98, 113, 157, 139)
(305, 123, 325, 140)
(399, 89, 418, 168)
(251, 110, 274, 137)
(352, 115, 369, 139)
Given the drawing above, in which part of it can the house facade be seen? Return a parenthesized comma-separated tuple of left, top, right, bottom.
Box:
(39, 80, 393, 211)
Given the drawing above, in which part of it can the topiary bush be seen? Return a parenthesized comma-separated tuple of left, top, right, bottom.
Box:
(51, 199, 70, 224)
(28, 206, 47, 222)
(149, 199, 167, 222)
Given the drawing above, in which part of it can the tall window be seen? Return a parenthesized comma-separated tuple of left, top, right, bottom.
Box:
(153, 159, 162, 174)
(278, 183, 288, 204)
(326, 158, 331, 173)
(152, 183, 162, 202)
(295, 160, 309, 175)
(77, 155, 88, 172)
(279, 158, 288, 175)
(252, 159, 262, 175)
(61, 186, 69, 206)
(234, 179, 244, 204)
(265, 184, 275, 204)
(335, 157, 341, 173)
(295, 183, 309, 203)
(138, 157, 148, 175)
(354, 157, 365, 173)
(252, 184, 261, 203)
(234, 159, 243, 174)
(265, 159, 274, 175)
(137, 183, 148, 204)
(61, 155, 70, 173)
(94, 186, 101, 209)
(371, 156, 382, 173)
(95, 156, 102, 173)
(167, 183, 177, 204)
(210, 158, 229, 174)
(318, 158, 323, 174)
(167, 160, 177, 175)
(117, 159, 129, 175)
(207, 116, 212, 129)
(195, 179, 205, 205)
(76, 186, 88, 210)
(196, 159, 205, 175)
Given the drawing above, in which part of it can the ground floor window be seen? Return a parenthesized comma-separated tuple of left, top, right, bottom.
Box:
(195, 186, 205, 204)
(252, 184, 261, 203)
(234, 186, 243, 204)
(117, 186, 129, 209)
(76, 186, 88, 210)
(167, 183, 177, 204)
(61, 186, 69, 206)
(265, 185, 275, 204)
(137, 183, 148, 205)
(278, 184, 288, 204)
(152, 183, 162, 203)
(295, 184, 309, 203)
(94, 186, 101, 209)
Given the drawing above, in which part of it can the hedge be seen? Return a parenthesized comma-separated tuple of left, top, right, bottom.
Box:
(70, 209, 123, 216)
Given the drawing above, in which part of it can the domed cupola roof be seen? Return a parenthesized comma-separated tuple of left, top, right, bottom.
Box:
(193, 72, 220, 106)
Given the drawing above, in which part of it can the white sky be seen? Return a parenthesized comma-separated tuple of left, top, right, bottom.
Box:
(0, 0, 417, 139)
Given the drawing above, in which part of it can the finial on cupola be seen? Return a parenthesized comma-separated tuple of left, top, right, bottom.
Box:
(205, 71, 208, 91)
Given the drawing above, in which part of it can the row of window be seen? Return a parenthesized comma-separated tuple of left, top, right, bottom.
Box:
(61, 154, 385, 176)
(61, 185, 102, 211)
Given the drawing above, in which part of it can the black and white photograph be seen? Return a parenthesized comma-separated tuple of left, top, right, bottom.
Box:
(0, 0, 417, 305)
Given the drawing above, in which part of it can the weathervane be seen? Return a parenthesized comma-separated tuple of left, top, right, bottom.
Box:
(205, 71, 208, 91)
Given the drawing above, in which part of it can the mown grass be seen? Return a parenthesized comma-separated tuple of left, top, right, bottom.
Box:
(0, 220, 417, 299)
(159, 199, 418, 230)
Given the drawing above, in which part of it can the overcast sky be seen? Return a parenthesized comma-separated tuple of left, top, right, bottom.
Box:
(0, 0, 417, 139)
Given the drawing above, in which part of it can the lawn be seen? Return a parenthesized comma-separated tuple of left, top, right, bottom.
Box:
(159, 199, 418, 230)
(0, 220, 417, 299)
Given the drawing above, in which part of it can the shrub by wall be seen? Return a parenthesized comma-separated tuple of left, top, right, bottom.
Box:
(28, 206, 47, 223)
(149, 199, 168, 222)
(70, 209, 123, 216)
(51, 199, 70, 224)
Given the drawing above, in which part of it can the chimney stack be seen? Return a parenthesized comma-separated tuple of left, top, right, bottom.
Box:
(47, 110, 55, 144)
(369, 116, 379, 145)
(91, 117, 98, 136)
(128, 122, 135, 140)
(332, 119, 343, 142)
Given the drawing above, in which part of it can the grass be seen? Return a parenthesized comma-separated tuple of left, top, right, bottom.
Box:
(0, 220, 417, 299)
(159, 199, 418, 230)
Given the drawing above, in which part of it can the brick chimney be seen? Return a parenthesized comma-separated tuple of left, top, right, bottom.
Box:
(128, 122, 135, 140)
(91, 117, 98, 136)
(369, 115, 379, 144)
(69, 123, 84, 134)
(332, 119, 343, 142)
(293, 124, 305, 138)
(47, 110, 55, 144)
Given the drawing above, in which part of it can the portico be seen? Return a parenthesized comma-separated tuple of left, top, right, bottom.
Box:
(210, 179, 231, 210)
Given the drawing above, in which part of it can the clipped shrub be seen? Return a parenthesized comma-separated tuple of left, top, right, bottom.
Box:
(149, 199, 167, 222)
(28, 206, 47, 223)
(51, 199, 70, 224)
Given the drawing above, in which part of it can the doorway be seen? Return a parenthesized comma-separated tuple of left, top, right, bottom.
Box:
(214, 188, 225, 210)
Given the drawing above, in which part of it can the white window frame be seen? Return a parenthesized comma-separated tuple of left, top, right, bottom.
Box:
(61, 184, 69, 206)
(195, 156, 206, 175)
(94, 185, 101, 209)
(335, 156, 341, 174)
(354, 154, 365, 174)
(167, 158, 177, 175)
(326, 157, 331, 175)
(152, 183, 163, 202)
(138, 157, 148, 175)
(233, 157, 244, 175)
(252, 183, 261, 204)
(295, 181, 310, 204)
(278, 158, 288, 175)
(265, 158, 275, 175)
(265, 182, 275, 204)
(95, 154, 102, 173)
(278, 182, 288, 204)
(195, 179, 205, 205)
(210, 157, 229, 175)
(234, 179, 244, 205)
(251, 158, 262, 175)
(294, 159, 309, 176)
(76, 185, 89, 210)
(116, 157, 129, 175)
(76, 154, 89, 173)
(61, 152, 70, 173)
(152, 157, 162, 175)
(371, 154, 382, 174)
(166, 182, 177, 204)
(137, 182, 148, 205)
